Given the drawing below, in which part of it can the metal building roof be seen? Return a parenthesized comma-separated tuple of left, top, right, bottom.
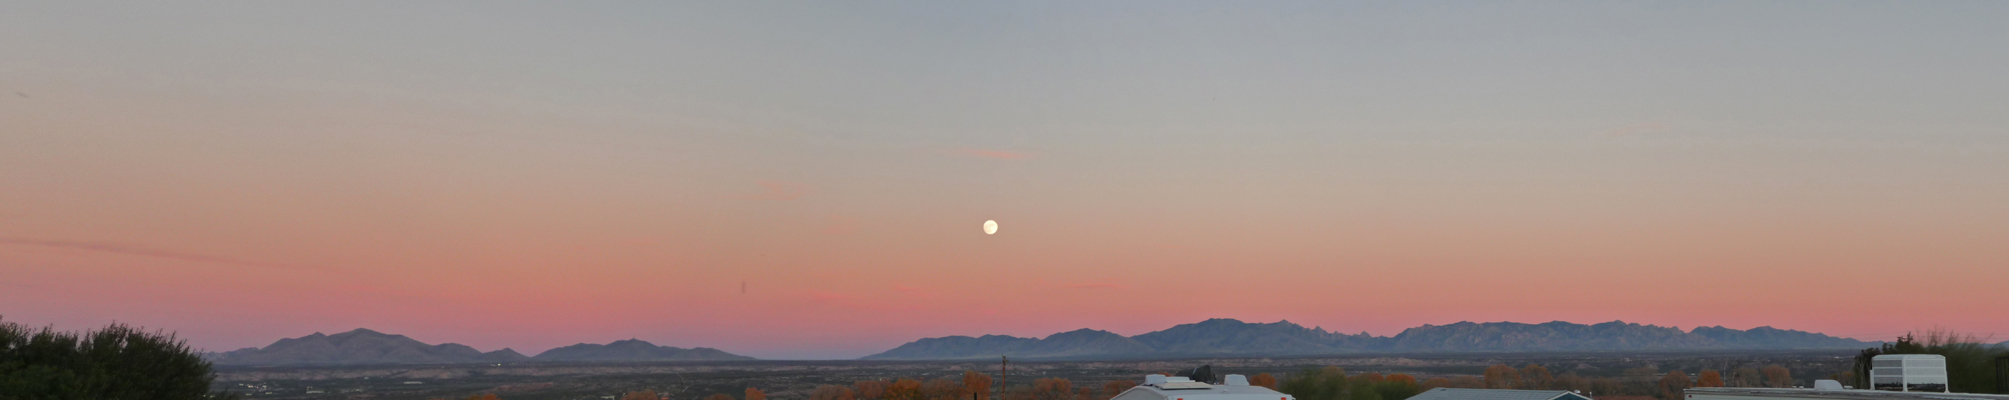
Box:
(1406, 388, 1591, 400)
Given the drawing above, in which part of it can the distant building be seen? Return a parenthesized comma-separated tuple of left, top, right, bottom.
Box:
(1111, 374, 1293, 400)
(1687, 387, 2009, 400)
(1406, 388, 1593, 400)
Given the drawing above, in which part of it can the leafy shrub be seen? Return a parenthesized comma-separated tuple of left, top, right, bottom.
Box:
(0, 318, 238, 400)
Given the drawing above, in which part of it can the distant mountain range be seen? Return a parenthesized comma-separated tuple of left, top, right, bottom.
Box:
(204, 319, 1880, 365)
(863, 319, 1873, 360)
(206, 329, 752, 366)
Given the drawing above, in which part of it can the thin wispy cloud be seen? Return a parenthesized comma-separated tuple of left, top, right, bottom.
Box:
(948, 148, 1034, 160)
(0, 237, 311, 270)
(737, 180, 810, 201)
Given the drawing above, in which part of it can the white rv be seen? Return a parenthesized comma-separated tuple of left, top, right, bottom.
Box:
(1110, 374, 1294, 400)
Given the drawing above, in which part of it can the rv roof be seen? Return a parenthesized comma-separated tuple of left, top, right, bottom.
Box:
(1111, 381, 1293, 400)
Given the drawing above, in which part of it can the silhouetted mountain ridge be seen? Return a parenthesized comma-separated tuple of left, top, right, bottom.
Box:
(862, 319, 1871, 360)
(206, 328, 530, 366)
(533, 339, 753, 362)
(866, 329, 1153, 360)
(206, 329, 751, 366)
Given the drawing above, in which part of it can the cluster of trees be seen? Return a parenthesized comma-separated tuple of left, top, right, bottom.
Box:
(0, 318, 237, 400)
(700, 388, 768, 400)
(1851, 330, 2009, 394)
(1459, 364, 1790, 400)
(601, 386, 760, 400)
(802, 371, 1138, 400)
(622, 391, 662, 400)
(431, 395, 502, 400)
(1276, 366, 1423, 400)
(1270, 363, 1801, 400)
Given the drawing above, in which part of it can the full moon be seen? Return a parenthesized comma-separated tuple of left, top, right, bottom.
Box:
(983, 220, 998, 235)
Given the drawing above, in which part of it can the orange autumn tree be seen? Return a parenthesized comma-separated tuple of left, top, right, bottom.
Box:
(1520, 365, 1554, 390)
(1729, 368, 1762, 388)
(1450, 376, 1485, 389)
(1248, 374, 1278, 390)
(748, 387, 768, 400)
(1102, 380, 1137, 399)
(1420, 377, 1452, 390)
(856, 380, 891, 400)
(1385, 374, 1417, 385)
(1658, 372, 1692, 400)
(1031, 378, 1074, 400)
(923, 378, 966, 400)
(1761, 366, 1792, 388)
(1696, 370, 1725, 388)
(1483, 365, 1521, 389)
(887, 379, 925, 400)
(965, 371, 995, 400)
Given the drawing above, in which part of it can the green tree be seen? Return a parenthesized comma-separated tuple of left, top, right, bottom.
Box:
(1852, 330, 2009, 393)
(0, 318, 239, 400)
(1370, 376, 1421, 400)
(1279, 367, 1350, 400)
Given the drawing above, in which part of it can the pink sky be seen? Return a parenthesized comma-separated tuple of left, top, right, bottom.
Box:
(3, 2, 2008, 359)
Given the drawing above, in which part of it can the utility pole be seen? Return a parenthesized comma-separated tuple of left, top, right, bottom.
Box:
(1001, 356, 1009, 400)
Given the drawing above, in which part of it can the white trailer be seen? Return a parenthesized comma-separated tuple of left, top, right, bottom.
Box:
(1111, 374, 1294, 400)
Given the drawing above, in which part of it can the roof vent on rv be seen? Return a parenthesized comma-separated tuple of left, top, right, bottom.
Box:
(1870, 354, 1949, 393)
(1225, 375, 1249, 386)
(1144, 375, 1212, 390)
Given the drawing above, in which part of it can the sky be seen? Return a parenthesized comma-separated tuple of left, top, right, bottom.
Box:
(2, 1, 2007, 360)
